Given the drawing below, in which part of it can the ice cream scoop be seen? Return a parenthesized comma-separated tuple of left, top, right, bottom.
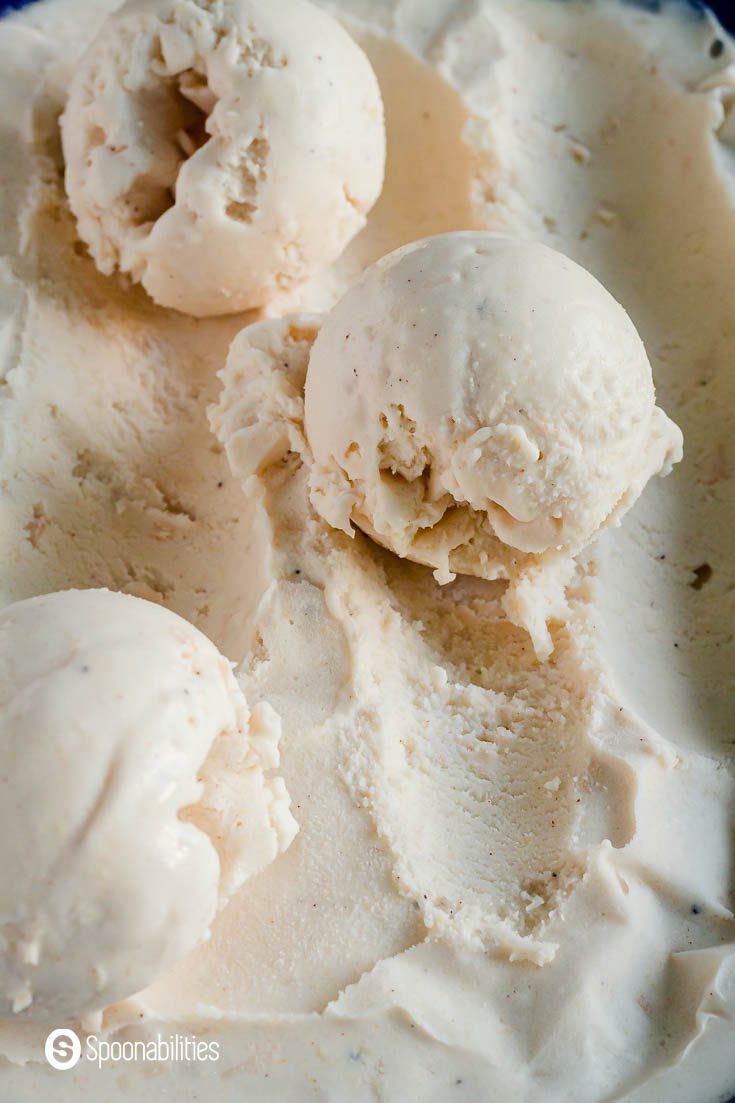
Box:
(0, 588, 297, 1022)
(304, 232, 683, 654)
(61, 0, 385, 317)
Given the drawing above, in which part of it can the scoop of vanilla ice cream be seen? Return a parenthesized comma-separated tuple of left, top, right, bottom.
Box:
(0, 589, 297, 1022)
(61, 0, 385, 317)
(305, 232, 682, 653)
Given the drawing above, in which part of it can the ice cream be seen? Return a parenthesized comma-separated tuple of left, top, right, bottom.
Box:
(211, 306, 734, 1082)
(0, 0, 734, 1100)
(305, 232, 683, 653)
(61, 0, 385, 316)
(0, 588, 296, 1022)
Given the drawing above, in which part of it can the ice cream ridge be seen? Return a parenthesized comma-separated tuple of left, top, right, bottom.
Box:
(0, 589, 296, 1022)
(226, 231, 683, 658)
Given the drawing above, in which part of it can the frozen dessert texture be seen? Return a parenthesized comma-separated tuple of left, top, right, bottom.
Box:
(212, 314, 323, 483)
(61, 0, 385, 316)
(305, 232, 683, 655)
(212, 315, 607, 966)
(0, 588, 296, 1022)
(1, 0, 735, 1100)
(211, 312, 732, 995)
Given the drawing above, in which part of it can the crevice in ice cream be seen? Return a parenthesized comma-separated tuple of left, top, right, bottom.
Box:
(61, 0, 386, 316)
(210, 313, 645, 967)
(0, 588, 296, 1022)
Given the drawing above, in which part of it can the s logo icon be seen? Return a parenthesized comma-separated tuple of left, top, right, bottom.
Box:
(45, 1028, 81, 1070)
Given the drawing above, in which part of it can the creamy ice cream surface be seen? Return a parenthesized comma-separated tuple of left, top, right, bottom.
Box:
(0, 0, 734, 1100)
(61, 0, 385, 315)
(0, 588, 296, 1022)
(305, 232, 682, 654)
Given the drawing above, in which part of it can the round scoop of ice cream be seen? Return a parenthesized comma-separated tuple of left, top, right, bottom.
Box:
(61, 0, 385, 317)
(0, 588, 297, 1022)
(305, 231, 682, 586)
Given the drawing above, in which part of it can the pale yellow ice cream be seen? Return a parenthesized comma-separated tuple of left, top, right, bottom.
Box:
(0, 0, 734, 1100)
(305, 232, 683, 654)
(61, 0, 385, 316)
(0, 588, 296, 1022)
